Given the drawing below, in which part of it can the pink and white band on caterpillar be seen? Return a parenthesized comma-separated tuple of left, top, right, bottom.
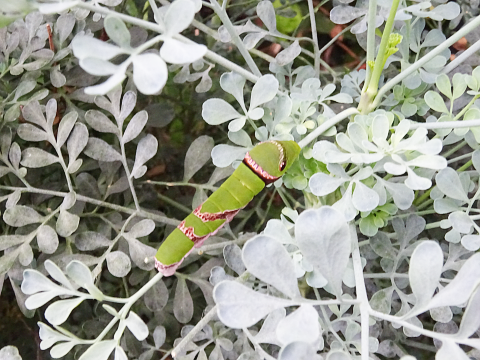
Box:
(244, 152, 279, 182)
(193, 206, 240, 223)
(155, 256, 186, 276)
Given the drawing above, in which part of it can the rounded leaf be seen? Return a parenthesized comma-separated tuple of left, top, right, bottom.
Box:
(132, 53, 168, 95)
(106, 251, 131, 277)
(45, 298, 84, 325)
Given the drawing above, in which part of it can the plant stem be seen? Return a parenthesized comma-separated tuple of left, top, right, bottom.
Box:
(0, 185, 179, 226)
(350, 222, 370, 360)
(298, 107, 359, 148)
(362, 0, 377, 92)
(307, 0, 320, 77)
(373, 12, 480, 109)
(209, 0, 262, 77)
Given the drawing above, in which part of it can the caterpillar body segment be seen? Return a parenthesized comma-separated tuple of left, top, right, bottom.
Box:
(155, 140, 301, 276)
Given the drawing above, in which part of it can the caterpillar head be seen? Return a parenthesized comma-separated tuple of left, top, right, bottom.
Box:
(245, 140, 301, 182)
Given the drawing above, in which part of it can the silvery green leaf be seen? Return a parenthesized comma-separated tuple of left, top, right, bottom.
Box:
(21, 148, 59, 168)
(409, 241, 443, 311)
(125, 237, 156, 270)
(220, 72, 246, 110)
(211, 144, 246, 167)
(457, 286, 480, 338)
(125, 311, 148, 340)
(183, 136, 214, 182)
(213, 281, 293, 328)
(295, 207, 350, 297)
(72, 36, 126, 61)
(78, 340, 116, 360)
(153, 326, 166, 348)
(56, 209, 79, 237)
(257, 0, 276, 32)
(228, 130, 252, 148)
(435, 167, 469, 202)
(4, 205, 44, 227)
(196, 72, 212, 93)
(330, 5, 366, 24)
(76, 173, 102, 199)
(160, 38, 207, 64)
(0, 166, 11, 179)
(50, 66, 66, 88)
(436, 74, 452, 98)
(18, 243, 33, 266)
(264, 219, 294, 244)
(277, 305, 319, 344)
(45, 298, 84, 325)
(74, 232, 111, 251)
(55, 13, 75, 44)
(132, 134, 157, 179)
(17, 124, 49, 142)
(0, 249, 20, 276)
(254, 308, 285, 345)
(66, 261, 103, 300)
(57, 111, 78, 147)
(275, 41, 301, 66)
(67, 123, 88, 166)
(118, 91, 137, 125)
(84, 138, 122, 162)
(424, 91, 448, 113)
(9, 144, 22, 171)
(436, 341, 469, 360)
(352, 181, 379, 212)
(37, 225, 59, 254)
(45, 260, 74, 290)
(106, 251, 131, 277)
(429, 306, 452, 323)
(430, 2, 460, 21)
(369, 232, 396, 260)
(164, 0, 195, 36)
(39, 1, 79, 13)
(404, 167, 431, 190)
(370, 287, 393, 314)
(208, 166, 234, 185)
(223, 244, 245, 275)
(85, 71, 127, 96)
(472, 150, 480, 172)
(50, 342, 76, 359)
(79, 58, 120, 76)
(449, 211, 473, 233)
(132, 53, 168, 95)
(104, 16, 131, 48)
(243, 235, 300, 299)
(85, 110, 119, 135)
(243, 31, 267, 49)
(61, 192, 76, 211)
(381, 180, 414, 210)
(22, 101, 46, 129)
(122, 110, 148, 143)
(427, 253, 480, 309)
(0, 346, 21, 360)
(250, 75, 278, 110)
(278, 342, 317, 360)
(114, 346, 128, 360)
(4, 104, 20, 123)
(13, 80, 36, 101)
(21, 269, 60, 296)
(144, 280, 169, 311)
(0, 235, 25, 251)
(174, 277, 193, 323)
(202, 98, 242, 125)
(461, 235, 480, 251)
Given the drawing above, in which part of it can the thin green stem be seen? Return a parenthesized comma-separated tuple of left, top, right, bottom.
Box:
(146, 180, 218, 192)
(362, 0, 377, 92)
(373, 12, 480, 109)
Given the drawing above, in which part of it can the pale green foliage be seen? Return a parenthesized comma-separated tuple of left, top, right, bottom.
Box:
(2, 1, 480, 360)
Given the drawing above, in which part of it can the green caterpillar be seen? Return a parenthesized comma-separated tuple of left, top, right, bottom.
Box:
(155, 140, 301, 276)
